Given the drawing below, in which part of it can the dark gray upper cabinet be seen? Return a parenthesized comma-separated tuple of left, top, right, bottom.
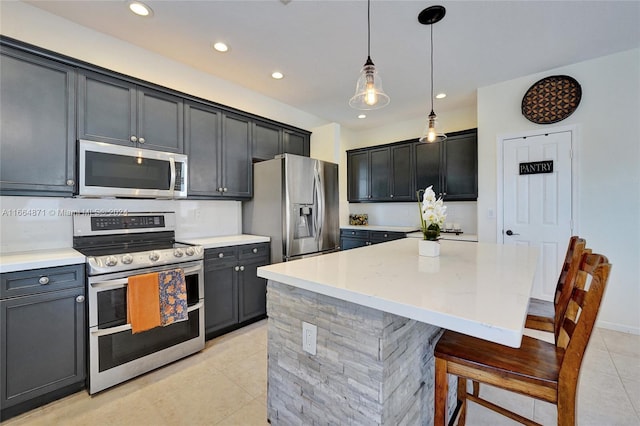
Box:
(185, 103, 252, 199)
(184, 101, 221, 197)
(415, 129, 478, 201)
(415, 140, 443, 196)
(370, 148, 391, 200)
(283, 130, 310, 157)
(221, 113, 252, 198)
(78, 71, 184, 153)
(252, 121, 310, 162)
(347, 130, 477, 203)
(0, 46, 76, 196)
(252, 121, 281, 161)
(347, 142, 414, 202)
(390, 144, 414, 200)
(347, 151, 370, 201)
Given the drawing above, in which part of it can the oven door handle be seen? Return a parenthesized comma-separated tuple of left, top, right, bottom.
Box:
(90, 301, 204, 337)
(90, 277, 128, 290)
(90, 265, 201, 290)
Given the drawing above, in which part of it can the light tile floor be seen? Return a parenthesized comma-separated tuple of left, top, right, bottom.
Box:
(3, 321, 639, 425)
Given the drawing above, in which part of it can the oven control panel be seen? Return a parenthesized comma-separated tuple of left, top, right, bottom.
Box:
(91, 215, 165, 231)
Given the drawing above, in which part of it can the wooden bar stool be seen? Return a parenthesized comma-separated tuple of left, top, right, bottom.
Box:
(525, 236, 588, 333)
(434, 252, 611, 426)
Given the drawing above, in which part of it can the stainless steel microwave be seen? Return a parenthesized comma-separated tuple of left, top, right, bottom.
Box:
(78, 140, 188, 199)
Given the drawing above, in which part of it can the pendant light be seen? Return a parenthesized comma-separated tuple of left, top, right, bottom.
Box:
(418, 5, 447, 143)
(349, 0, 390, 110)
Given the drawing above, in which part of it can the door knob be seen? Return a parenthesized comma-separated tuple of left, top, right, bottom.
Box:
(505, 229, 520, 236)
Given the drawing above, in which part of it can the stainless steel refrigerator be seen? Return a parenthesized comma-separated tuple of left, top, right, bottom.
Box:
(243, 154, 339, 263)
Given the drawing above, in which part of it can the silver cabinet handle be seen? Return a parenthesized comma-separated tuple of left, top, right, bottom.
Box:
(390, 194, 394, 198)
(66, 179, 75, 186)
(218, 187, 223, 192)
(76, 295, 85, 303)
(223, 187, 228, 192)
(39, 276, 49, 285)
(139, 137, 145, 144)
(252, 248, 258, 254)
(218, 253, 224, 258)
(384, 233, 388, 237)
(130, 135, 138, 143)
(234, 266, 240, 271)
(240, 265, 245, 271)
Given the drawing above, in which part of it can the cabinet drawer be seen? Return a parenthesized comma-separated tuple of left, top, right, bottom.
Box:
(1, 264, 84, 299)
(238, 243, 270, 261)
(340, 229, 369, 239)
(370, 231, 406, 243)
(204, 247, 238, 267)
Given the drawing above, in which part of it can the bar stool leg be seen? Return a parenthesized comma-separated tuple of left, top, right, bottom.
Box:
(435, 357, 448, 425)
(457, 377, 468, 426)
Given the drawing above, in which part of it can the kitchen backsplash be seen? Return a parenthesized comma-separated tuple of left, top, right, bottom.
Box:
(346, 201, 477, 234)
(0, 196, 241, 253)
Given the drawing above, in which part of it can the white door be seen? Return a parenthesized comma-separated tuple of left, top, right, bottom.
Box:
(502, 131, 573, 301)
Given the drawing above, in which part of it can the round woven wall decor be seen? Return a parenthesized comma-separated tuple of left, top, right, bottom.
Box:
(521, 75, 582, 124)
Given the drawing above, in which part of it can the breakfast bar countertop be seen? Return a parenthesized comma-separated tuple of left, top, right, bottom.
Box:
(258, 238, 539, 347)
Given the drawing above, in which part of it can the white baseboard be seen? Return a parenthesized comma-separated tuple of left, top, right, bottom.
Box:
(596, 319, 640, 336)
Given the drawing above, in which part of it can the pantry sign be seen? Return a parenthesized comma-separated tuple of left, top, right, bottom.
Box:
(519, 160, 554, 175)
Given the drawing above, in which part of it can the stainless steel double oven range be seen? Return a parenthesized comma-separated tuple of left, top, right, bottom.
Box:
(73, 212, 204, 394)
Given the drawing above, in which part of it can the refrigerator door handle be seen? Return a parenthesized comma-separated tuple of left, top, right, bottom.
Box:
(314, 162, 324, 245)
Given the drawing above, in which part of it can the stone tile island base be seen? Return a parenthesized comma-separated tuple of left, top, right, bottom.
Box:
(266, 280, 457, 425)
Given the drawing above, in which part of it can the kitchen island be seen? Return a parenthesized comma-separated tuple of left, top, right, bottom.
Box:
(257, 238, 538, 425)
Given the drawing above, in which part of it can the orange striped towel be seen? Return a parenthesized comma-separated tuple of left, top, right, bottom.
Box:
(127, 272, 161, 334)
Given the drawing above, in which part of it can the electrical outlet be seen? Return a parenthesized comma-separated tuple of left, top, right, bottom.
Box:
(302, 321, 317, 355)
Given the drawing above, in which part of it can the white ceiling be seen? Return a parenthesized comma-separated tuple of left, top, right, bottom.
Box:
(24, 0, 640, 131)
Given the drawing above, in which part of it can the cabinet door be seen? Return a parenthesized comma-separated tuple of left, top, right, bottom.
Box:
(443, 132, 478, 201)
(184, 101, 221, 197)
(347, 151, 369, 201)
(204, 255, 238, 337)
(369, 148, 391, 200)
(1, 287, 85, 410)
(137, 87, 184, 153)
(253, 121, 281, 161)
(221, 113, 252, 198)
(370, 231, 406, 244)
(390, 144, 414, 201)
(0, 47, 76, 196)
(238, 260, 268, 323)
(415, 141, 443, 197)
(283, 130, 310, 157)
(77, 71, 136, 146)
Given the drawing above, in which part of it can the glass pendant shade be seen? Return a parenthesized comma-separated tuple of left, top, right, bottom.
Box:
(419, 110, 447, 143)
(349, 57, 390, 110)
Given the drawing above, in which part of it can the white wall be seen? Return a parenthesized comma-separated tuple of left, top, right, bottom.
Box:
(478, 49, 640, 334)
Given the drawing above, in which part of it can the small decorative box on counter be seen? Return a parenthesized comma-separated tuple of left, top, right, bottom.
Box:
(349, 214, 368, 226)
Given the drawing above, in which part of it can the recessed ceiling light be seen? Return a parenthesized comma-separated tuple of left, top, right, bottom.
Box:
(213, 42, 229, 53)
(271, 71, 284, 80)
(128, 1, 153, 17)
(358, 114, 366, 119)
(436, 93, 447, 99)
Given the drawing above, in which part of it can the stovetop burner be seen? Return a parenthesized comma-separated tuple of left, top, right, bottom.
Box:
(73, 212, 203, 275)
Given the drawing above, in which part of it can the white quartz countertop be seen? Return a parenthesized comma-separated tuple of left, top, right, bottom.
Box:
(180, 234, 270, 249)
(258, 238, 539, 348)
(0, 248, 86, 273)
(406, 231, 479, 242)
(341, 225, 420, 233)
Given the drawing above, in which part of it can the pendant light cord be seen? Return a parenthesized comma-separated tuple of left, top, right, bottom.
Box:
(430, 24, 434, 112)
(367, 0, 371, 58)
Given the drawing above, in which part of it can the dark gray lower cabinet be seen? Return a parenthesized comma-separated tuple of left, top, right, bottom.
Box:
(0, 265, 85, 421)
(340, 229, 406, 250)
(204, 243, 270, 339)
